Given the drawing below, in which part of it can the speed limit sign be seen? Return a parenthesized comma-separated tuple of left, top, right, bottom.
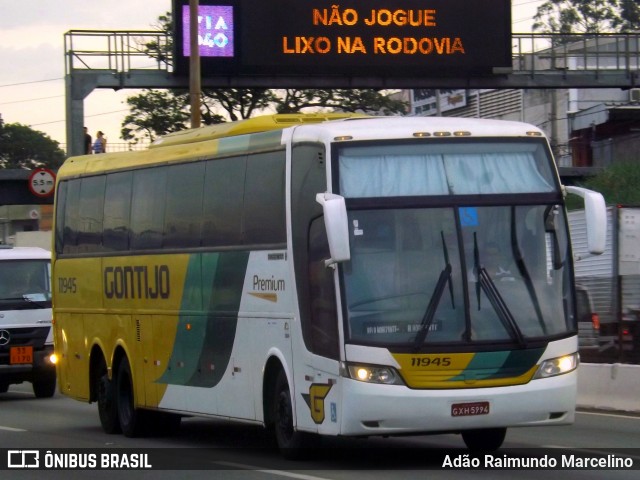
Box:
(28, 168, 56, 198)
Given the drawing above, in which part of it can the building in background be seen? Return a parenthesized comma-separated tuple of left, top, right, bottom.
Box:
(0, 204, 53, 248)
(406, 35, 640, 169)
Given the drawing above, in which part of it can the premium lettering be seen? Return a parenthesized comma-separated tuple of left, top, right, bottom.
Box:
(253, 275, 285, 292)
(104, 265, 170, 300)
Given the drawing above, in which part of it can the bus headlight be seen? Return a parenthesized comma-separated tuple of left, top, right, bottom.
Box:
(533, 353, 578, 379)
(345, 364, 404, 385)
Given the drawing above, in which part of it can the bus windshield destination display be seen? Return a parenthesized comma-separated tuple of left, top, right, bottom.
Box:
(172, 0, 511, 78)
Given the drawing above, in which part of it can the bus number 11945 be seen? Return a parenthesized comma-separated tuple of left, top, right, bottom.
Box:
(411, 356, 452, 367)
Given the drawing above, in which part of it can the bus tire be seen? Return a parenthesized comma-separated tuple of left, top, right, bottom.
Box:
(273, 370, 316, 459)
(116, 357, 148, 437)
(461, 427, 507, 451)
(96, 362, 120, 434)
(32, 372, 56, 398)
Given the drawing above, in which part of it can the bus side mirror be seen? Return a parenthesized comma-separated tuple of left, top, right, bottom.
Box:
(316, 192, 351, 267)
(565, 186, 607, 255)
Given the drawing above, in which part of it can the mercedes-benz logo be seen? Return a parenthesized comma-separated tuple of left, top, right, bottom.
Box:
(0, 330, 10, 346)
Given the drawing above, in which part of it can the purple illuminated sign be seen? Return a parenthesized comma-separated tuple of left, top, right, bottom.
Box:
(182, 5, 234, 58)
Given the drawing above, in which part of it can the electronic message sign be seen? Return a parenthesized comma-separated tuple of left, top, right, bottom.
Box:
(172, 0, 512, 80)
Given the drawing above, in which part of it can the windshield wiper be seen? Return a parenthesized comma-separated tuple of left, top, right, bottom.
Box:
(510, 207, 547, 335)
(474, 233, 526, 347)
(413, 231, 455, 351)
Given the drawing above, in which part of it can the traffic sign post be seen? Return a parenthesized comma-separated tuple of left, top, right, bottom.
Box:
(28, 168, 56, 198)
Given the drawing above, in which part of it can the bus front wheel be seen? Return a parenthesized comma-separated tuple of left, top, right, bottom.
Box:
(273, 370, 316, 458)
(461, 427, 507, 451)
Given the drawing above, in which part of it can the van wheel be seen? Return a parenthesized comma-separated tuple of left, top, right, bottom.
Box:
(96, 361, 120, 434)
(462, 428, 507, 451)
(32, 372, 56, 398)
(273, 370, 317, 459)
(116, 357, 148, 437)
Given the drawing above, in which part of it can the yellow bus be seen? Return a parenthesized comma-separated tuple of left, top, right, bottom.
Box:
(52, 113, 606, 455)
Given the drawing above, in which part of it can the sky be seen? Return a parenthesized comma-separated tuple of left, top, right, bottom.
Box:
(0, 1, 543, 150)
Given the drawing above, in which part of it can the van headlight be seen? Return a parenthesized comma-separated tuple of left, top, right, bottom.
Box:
(533, 353, 579, 379)
(345, 363, 404, 385)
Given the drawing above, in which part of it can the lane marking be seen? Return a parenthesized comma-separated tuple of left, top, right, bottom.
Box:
(0, 425, 27, 432)
(577, 411, 640, 421)
(214, 461, 332, 480)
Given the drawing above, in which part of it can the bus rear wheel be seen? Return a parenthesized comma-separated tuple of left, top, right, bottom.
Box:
(96, 361, 120, 434)
(461, 427, 507, 451)
(116, 357, 148, 437)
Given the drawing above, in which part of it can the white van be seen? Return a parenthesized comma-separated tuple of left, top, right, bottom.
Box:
(0, 245, 56, 397)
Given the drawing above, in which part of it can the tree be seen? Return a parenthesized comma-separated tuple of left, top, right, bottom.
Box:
(275, 89, 407, 115)
(120, 89, 192, 143)
(616, 0, 640, 31)
(533, 0, 640, 35)
(580, 162, 640, 205)
(0, 122, 66, 170)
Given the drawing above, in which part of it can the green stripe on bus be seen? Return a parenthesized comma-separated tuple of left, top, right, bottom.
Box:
(158, 251, 250, 387)
(448, 348, 544, 382)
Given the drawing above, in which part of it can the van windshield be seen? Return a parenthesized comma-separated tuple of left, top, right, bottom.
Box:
(0, 260, 52, 309)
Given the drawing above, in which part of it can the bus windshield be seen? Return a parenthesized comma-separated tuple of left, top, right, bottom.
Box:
(0, 260, 52, 309)
(337, 140, 572, 347)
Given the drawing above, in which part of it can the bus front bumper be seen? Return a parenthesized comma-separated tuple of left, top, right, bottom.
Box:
(338, 371, 576, 436)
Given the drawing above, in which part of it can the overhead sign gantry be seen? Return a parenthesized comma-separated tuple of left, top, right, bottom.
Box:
(171, 0, 512, 79)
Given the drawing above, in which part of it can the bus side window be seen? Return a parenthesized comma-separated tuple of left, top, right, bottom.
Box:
(130, 167, 168, 250)
(77, 176, 106, 252)
(244, 151, 286, 245)
(164, 162, 205, 248)
(103, 171, 133, 252)
(62, 179, 82, 254)
(308, 217, 340, 359)
(202, 157, 245, 248)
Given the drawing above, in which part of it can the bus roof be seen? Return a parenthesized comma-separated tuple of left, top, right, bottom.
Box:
(150, 113, 368, 149)
(289, 116, 546, 144)
(56, 115, 547, 179)
(0, 246, 50, 260)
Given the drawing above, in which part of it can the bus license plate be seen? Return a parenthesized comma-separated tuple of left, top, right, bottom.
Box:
(10, 346, 33, 365)
(451, 401, 490, 417)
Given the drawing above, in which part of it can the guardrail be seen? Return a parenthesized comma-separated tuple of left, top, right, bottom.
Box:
(512, 33, 640, 77)
(64, 30, 640, 78)
(578, 363, 640, 413)
(64, 30, 171, 75)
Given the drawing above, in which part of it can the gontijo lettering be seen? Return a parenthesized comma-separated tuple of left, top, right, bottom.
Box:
(104, 265, 170, 299)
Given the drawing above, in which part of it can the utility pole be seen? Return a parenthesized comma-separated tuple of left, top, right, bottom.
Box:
(189, 0, 201, 129)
